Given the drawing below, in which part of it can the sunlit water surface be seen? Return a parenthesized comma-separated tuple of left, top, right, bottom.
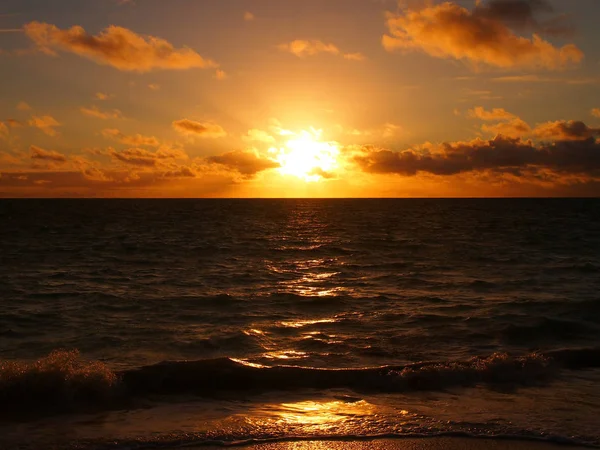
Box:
(1, 199, 599, 449)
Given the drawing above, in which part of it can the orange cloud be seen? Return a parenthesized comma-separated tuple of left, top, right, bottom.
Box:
(279, 40, 339, 57)
(468, 107, 531, 138)
(482, 119, 532, 138)
(102, 128, 160, 147)
(172, 119, 226, 138)
(468, 107, 518, 121)
(161, 165, 197, 178)
(29, 115, 61, 136)
(17, 101, 31, 111)
(243, 129, 276, 144)
(244, 12, 255, 21)
(592, 109, 600, 118)
(30, 145, 67, 163)
(0, 122, 8, 140)
(24, 22, 218, 72)
(278, 40, 364, 61)
(6, 119, 23, 128)
(383, 2, 583, 70)
(214, 69, 228, 80)
(343, 52, 366, 61)
(80, 106, 123, 120)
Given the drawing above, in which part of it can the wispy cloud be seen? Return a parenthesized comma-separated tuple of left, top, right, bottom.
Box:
(173, 119, 227, 138)
(80, 105, 123, 120)
(24, 22, 219, 72)
(278, 40, 365, 61)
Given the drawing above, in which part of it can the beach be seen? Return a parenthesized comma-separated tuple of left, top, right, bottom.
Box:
(202, 438, 590, 450)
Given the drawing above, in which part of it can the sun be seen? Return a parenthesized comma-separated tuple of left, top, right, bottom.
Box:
(270, 129, 340, 182)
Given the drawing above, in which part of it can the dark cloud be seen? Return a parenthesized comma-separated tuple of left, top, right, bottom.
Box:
(207, 150, 280, 176)
(475, 0, 574, 37)
(535, 121, 600, 141)
(354, 134, 600, 178)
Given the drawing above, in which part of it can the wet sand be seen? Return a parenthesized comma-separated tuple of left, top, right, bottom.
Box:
(202, 438, 589, 450)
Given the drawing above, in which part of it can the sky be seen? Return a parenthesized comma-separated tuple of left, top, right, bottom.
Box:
(0, 0, 599, 198)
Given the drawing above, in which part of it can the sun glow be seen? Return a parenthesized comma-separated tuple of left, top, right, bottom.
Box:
(271, 129, 340, 182)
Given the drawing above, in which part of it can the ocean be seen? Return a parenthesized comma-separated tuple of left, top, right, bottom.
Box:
(1, 199, 599, 449)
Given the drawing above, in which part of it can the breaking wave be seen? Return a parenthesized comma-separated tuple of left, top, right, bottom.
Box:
(2, 347, 600, 418)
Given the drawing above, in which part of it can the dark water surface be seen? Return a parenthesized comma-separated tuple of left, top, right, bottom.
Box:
(1, 199, 600, 449)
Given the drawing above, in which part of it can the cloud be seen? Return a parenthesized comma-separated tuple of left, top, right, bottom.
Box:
(6, 119, 23, 128)
(148, 83, 160, 90)
(244, 12, 255, 21)
(172, 119, 226, 138)
(279, 40, 340, 57)
(468, 107, 518, 121)
(30, 145, 67, 163)
(353, 134, 600, 178)
(24, 21, 218, 72)
(29, 115, 61, 136)
(482, 119, 532, 138)
(109, 146, 188, 167)
(0, 122, 9, 140)
(468, 106, 531, 137)
(71, 156, 113, 182)
(534, 120, 600, 141)
(95, 92, 111, 100)
(207, 150, 279, 176)
(592, 109, 600, 119)
(243, 129, 276, 144)
(474, 0, 574, 37)
(343, 52, 366, 61)
(102, 128, 160, 147)
(214, 69, 228, 80)
(278, 40, 364, 61)
(493, 75, 600, 84)
(161, 165, 197, 178)
(17, 101, 31, 111)
(80, 105, 123, 119)
(382, 2, 583, 70)
(342, 123, 403, 140)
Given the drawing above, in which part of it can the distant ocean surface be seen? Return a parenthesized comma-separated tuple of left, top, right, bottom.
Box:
(1, 199, 600, 449)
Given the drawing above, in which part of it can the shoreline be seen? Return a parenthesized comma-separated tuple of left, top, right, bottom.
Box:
(197, 437, 592, 450)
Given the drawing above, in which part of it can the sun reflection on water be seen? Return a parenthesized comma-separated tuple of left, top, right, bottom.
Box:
(277, 400, 374, 426)
(279, 318, 338, 328)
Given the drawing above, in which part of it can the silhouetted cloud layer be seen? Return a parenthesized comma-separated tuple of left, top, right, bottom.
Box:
(24, 22, 217, 72)
(354, 134, 600, 178)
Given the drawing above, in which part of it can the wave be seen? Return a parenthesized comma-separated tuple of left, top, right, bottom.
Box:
(2, 347, 600, 419)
